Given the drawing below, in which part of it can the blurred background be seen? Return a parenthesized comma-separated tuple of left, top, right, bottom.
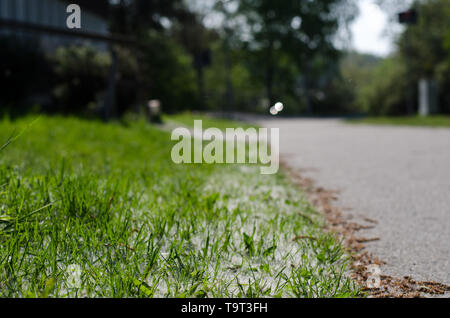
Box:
(1, 0, 449, 119)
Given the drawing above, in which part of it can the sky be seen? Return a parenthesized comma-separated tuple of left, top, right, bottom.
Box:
(350, 0, 393, 57)
(198, 0, 399, 57)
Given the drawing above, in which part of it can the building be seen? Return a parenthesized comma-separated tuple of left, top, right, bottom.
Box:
(0, 0, 110, 51)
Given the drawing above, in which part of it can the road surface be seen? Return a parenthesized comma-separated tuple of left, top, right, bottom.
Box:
(258, 118, 450, 285)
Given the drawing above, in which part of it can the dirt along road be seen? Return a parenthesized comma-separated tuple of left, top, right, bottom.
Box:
(258, 118, 450, 288)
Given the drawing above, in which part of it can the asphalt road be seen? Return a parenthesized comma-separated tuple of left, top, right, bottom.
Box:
(258, 118, 450, 285)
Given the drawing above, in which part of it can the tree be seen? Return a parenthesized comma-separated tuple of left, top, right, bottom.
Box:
(356, 55, 408, 116)
(172, 10, 218, 110)
(237, 0, 358, 112)
(397, 0, 450, 113)
(108, 0, 200, 114)
(109, 0, 188, 35)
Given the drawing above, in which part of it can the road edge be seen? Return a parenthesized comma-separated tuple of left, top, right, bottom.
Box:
(281, 159, 450, 298)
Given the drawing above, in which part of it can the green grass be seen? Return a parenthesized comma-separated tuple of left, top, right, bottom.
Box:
(347, 115, 450, 128)
(0, 115, 359, 298)
(163, 112, 256, 131)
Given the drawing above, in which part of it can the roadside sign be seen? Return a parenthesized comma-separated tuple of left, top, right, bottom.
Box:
(399, 9, 418, 24)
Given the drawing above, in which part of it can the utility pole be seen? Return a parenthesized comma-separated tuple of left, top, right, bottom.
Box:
(224, 26, 234, 115)
(103, 46, 118, 121)
(398, 8, 418, 115)
(218, 0, 234, 117)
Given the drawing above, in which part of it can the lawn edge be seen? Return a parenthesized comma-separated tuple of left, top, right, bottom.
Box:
(279, 159, 450, 298)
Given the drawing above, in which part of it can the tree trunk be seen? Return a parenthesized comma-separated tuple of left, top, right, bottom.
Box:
(265, 40, 274, 110)
(103, 47, 117, 121)
(304, 61, 313, 115)
(224, 35, 234, 115)
(196, 65, 205, 110)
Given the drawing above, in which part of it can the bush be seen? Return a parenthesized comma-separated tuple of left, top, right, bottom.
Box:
(52, 46, 110, 115)
(2, 35, 199, 117)
(51, 45, 142, 117)
(138, 31, 199, 114)
(115, 47, 140, 117)
(356, 56, 409, 116)
(0, 36, 53, 115)
(203, 42, 266, 114)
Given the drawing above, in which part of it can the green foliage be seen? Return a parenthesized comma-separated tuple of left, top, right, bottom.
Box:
(342, 0, 450, 116)
(163, 112, 256, 131)
(52, 46, 110, 115)
(399, 0, 450, 77)
(115, 47, 141, 116)
(109, 0, 187, 34)
(51, 46, 143, 117)
(201, 42, 266, 113)
(139, 32, 199, 113)
(355, 56, 408, 116)
(398, 0, 450, 113)
(237, 0, 358, 111)
(2, 0, 363, 117)
(339, 52, 381, 113)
